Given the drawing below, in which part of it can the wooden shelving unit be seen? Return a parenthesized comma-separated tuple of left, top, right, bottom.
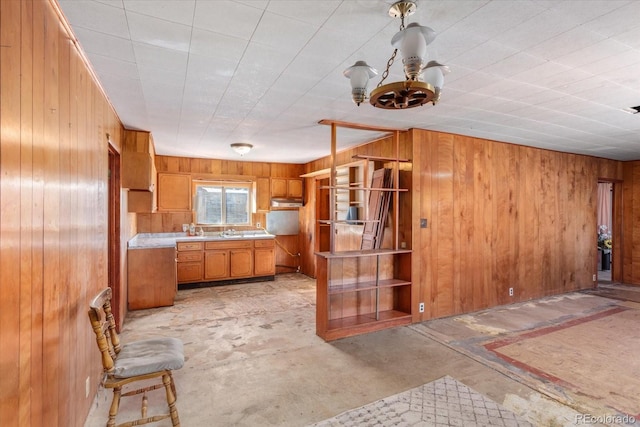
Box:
(315, 120, 412, 341)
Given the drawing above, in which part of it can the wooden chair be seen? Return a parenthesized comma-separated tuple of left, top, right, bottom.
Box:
(88, 288, 184, 427)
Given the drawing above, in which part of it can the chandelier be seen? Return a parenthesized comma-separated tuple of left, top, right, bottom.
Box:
(344, 1, 449, 109)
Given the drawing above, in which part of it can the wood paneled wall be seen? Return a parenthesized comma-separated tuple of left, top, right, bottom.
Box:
(411, 129, 625, 321)
(138, 155, 305, 233)
(156, 155, 303, 177)
(0, 1, 123, 425)
(300, 127, 636, 320)
(622, 161, 640, 285)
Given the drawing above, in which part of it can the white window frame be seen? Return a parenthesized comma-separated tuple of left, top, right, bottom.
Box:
(193, 180, 253, 226)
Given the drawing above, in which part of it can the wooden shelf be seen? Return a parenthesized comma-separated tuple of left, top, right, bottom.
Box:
(316, 248, 412, 259)
(323, 310, 412, 340)
(352, 154, 411, 163)
(315, 119, 412, 342)
(329, 279, 411, 294)
(317, 219, 380, 225)
(320, 185, 408, 192)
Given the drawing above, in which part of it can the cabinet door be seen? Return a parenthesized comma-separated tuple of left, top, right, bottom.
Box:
(256, 177, 271, 211)
(176, 250, 203, 283)
(254, 247, 275, 276)
(177, 262, 203, 283)
(158, 173, 191, 211)
(287, 179, 303, 198)
(230, 248, 253, 277)
(122, 152, 153, 190)
(128, 247, 176, 310)
(128, 190, 155, 213)
(204, 250, 228, 280)
(271, 178, 288, 198)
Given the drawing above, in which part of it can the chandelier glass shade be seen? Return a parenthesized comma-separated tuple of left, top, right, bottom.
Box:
(344, 1, 448, 109)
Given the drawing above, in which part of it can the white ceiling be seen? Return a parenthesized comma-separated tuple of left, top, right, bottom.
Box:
(57, 0, 640, 163)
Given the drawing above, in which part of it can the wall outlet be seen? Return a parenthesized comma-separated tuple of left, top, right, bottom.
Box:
(420, 218, 428, 228)
(256, 222, 261, 229)
(85, 376, 90, 398)
(509, 287, 514, 297)
(419, 302, 425, 313)
(593, 274, 596, 281)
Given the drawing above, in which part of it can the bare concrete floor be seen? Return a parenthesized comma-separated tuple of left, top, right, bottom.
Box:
(84, 275, 636, 427)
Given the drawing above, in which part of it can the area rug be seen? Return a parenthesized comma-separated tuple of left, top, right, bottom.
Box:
(486, 306, 640, 418)
(309, 375, 531, 426)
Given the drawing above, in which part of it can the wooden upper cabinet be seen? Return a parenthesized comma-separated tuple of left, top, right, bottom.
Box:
(122, 130, 156, 190)
(122, 152, 154, 191)
(288, 179, 303, 198)
(122, 130, 158, 212)
(256, 177, 271, 212)
(271, 178, 303, 199)
(271, 178, 288, 198)
(158, 173, 191, 211)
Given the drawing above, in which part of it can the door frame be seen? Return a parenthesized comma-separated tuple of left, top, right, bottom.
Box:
(597, 179, 622, 284)
(108, 143, 123, 329)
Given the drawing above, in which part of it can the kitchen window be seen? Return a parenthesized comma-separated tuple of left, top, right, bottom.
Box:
(193, 180, 252, 226)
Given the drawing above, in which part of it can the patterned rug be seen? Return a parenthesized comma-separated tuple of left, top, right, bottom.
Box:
(309, 376, 531, 426)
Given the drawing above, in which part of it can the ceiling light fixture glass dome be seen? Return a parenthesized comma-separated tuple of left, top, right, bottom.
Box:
(230, 143, 253, 156)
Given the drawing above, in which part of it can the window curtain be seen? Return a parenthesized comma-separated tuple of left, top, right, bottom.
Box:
(597, 183, 612, 234)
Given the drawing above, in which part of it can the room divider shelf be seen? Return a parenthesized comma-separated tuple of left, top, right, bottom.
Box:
(314, 120, 412, 341)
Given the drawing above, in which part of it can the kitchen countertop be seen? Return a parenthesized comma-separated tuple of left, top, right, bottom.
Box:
(128, 231, 275, 249)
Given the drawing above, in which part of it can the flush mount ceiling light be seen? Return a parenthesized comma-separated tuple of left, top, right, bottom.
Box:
(230, 143, 253, 156)
(344, 1, 449, 109)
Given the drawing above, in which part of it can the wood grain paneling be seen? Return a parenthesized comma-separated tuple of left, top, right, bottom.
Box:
(411, 129, 628, 321)
(304, 128, 640, 323)
(0, 1, 124, 425)
(622, 161, 640, 285)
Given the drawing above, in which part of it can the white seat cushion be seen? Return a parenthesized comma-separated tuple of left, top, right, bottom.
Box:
(113, 337, 184, 378)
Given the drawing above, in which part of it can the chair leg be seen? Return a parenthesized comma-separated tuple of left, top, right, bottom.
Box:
(168, 371, 177, 400)
(108, 387, 122, 427)
(162, 373, 180, 427)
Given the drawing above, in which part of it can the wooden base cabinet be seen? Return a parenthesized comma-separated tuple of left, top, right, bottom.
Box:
(176, 242, 204, 283)
(177, 238, 276, 285)
(254, 240, 276, 276)
(230, 248, 253, 277)
(128, 247, 177, 310)
(204, 250, 228, 280)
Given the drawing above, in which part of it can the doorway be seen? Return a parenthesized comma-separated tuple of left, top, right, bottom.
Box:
(597, 181, 618, 283)
(108, 144, 123, 329)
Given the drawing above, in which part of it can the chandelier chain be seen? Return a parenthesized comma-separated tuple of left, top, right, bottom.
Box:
(378, 49, 397, 88)
(377, 12, 406, 88)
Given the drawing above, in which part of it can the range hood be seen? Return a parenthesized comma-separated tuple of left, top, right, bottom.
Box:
(271, 198, 303, 208)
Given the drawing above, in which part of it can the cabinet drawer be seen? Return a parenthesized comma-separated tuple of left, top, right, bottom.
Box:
(177, 242, 204, 251)
(205, 240, 253, 250)
(254, 239, 275, 248)
(177, 251, 203, 262)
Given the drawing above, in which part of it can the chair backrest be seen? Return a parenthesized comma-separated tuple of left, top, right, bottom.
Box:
(88, 288, 122, 373)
